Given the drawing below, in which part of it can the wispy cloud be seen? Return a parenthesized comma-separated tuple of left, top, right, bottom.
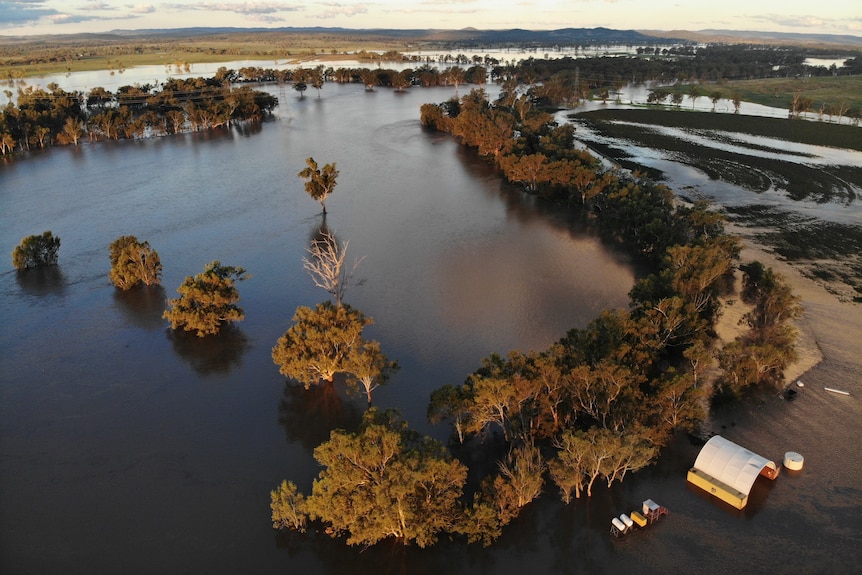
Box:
(749, 13, 861, 33)
(163, 2, 302, 16)
(79, 1, 113, 10)
(319, 2, 368, 19)
(130, 4, 156, 14)
(48, 12, 102, 24)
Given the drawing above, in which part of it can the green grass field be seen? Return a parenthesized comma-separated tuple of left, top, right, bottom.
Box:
(683, 76, 862, 120)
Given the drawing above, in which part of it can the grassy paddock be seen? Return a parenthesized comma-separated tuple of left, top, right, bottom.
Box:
(684, 76, 862, 120)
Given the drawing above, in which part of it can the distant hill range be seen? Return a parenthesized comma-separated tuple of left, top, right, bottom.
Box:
(641, 29, 862, 47)
(100, 26, 675, 44)
(2, 26, 859, 49)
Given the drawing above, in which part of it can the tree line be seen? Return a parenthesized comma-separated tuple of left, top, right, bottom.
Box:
(0, 75, 278, 154)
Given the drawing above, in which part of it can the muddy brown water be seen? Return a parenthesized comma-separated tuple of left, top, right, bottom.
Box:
(1, 81, 860, 574)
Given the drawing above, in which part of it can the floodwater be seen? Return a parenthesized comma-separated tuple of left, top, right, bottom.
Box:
(1, 75, 861, 574)
(563, 108, 862, 225)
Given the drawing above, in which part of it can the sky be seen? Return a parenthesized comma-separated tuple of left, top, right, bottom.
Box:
(0, 0, 860, 37)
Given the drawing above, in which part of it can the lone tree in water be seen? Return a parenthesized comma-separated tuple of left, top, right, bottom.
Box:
(271, 301, 371, 387)
(108, 235, 162, 290)
(163, 260, 247, 337)
(299, 157, 338, 215)
(12, 231, 60, 270)
(303, 228, 364, 308)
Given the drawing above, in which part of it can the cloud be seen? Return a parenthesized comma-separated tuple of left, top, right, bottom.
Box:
(750, 13, 860, 32)
(80, 1, 113, 10)
(163, 2, 302, 16)
(48, 12, 102, 24)
(0, 0, 59, 25)
(319, 2, 368, 19)
(130, 4, 156, 14)
(418, 0, 479, 5)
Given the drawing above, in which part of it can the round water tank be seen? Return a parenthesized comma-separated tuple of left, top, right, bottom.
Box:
(784, 451, 804, 470)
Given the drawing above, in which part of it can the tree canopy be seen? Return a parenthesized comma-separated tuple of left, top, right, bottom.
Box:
(108, 235, 162, 290)
(299, 157, 339, 215)
(271, 301, 372, 387)
(272, 409, 471, 548)
(12, 230, 60, 270)
(163, 260, 247, 337)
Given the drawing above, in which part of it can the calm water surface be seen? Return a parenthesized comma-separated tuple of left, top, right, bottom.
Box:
(1, 80, 860, 574)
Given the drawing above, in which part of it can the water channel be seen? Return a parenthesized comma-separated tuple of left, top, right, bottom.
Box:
(1, 69, 860, 573)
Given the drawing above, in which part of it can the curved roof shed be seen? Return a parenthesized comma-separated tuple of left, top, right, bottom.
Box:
(687, 435, 779, 509)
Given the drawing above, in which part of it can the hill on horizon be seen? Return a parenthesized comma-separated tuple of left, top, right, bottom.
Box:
(1, 26, 859, 50)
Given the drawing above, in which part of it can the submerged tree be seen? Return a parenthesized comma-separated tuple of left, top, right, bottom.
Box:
(270, 480, 307, 532)
(548, 426, 657, 500)
(271, 301, 372, 387)
(299, 157, 339, 215)
(274, 409, 470, 548)
(303, 228, 364, 308)
(163, 261, 247, 337)
(12, 231, 60, 270)
(343, 339, 399, 405)
(108, 235, 162, 289)
(492, 443, 545, 519)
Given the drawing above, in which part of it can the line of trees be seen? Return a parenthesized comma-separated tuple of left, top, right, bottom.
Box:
(0, 76, 278, 155)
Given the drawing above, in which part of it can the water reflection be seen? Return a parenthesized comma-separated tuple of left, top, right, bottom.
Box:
(233, 119, 265, 137)
(166, 324, 250, 375)
(14, 265, 66, 297)
(112, 285, 166, 331)
(278, 379, 364, 451)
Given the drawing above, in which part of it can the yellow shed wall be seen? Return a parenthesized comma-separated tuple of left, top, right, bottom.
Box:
(687, 468, 748, 509)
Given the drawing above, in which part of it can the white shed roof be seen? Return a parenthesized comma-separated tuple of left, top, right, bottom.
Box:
(693, 435, 776, 496)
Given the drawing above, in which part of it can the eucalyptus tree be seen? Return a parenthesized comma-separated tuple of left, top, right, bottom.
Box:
(12, 231, 60, 270)
(271, 301, 372, 387)
(108, 235, 162, 289)
(687, 84, 701, 109)
(298, 157, 339, 215)
(273, 409, 470, 548)
(163, 261, 246, 337)
(493, 443, 545, 512)
(343, 339, 399, 405)
(548, 426, 657, 499)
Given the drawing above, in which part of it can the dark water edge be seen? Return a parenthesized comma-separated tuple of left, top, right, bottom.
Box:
(1, 83, 860, 574)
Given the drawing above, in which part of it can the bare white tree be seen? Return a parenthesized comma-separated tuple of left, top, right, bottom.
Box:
(302, 230, 365, 307)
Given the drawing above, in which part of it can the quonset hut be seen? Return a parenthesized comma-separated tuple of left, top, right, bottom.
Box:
(687, 435, 779, 509)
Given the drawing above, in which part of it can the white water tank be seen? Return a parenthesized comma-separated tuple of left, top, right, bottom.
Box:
(784, 452, 804, 470)
(620, 514, 634, 528)
(612, 517, 627, 532)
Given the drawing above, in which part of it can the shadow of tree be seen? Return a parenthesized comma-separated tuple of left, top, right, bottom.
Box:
(166, 324, 250, 376)
(112, 284, 166, 330)
(15, 265, 66, 297)
(277, 377, 364, 452)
